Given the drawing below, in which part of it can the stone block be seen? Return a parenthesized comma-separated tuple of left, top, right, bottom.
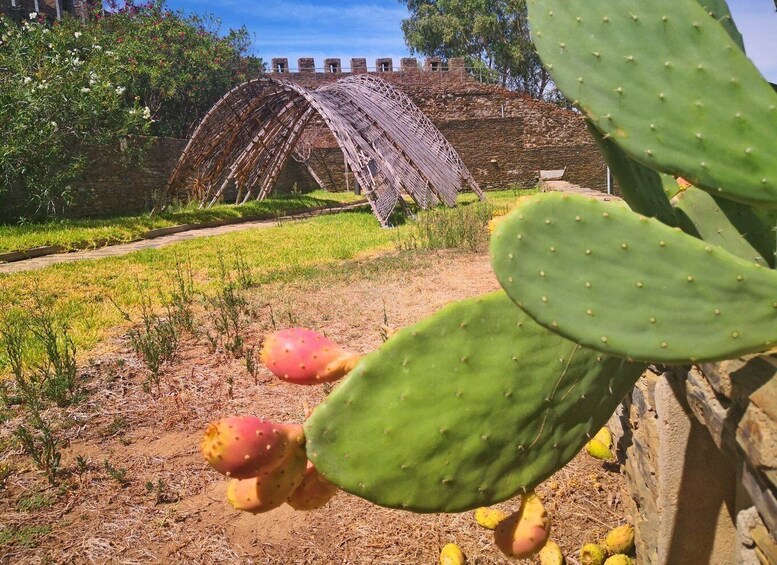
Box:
(375, 58, 393, 72)
(297, 58, 315, 73)
(350, 58, 367, 73)
(271, 58, 289, 73)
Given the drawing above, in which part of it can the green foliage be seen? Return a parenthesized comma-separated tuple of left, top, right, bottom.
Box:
(100, 1, 262, 138)
(0, 524, 52, 549)
(0, 1, 263, 221)
(305, 291, 645, 512)
(400, 0, 552, 97)
(395, 200, 502, 252)
(0, 13, 149, 219)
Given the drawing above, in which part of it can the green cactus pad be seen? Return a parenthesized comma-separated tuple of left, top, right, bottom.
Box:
(527, 0, 777, 207)
(696, 0, 744, 51)
(586, 121, 678, 225)
(673, 187, 776, 268)
(304, 292, 645, 513)
(491, 192, 777, 363)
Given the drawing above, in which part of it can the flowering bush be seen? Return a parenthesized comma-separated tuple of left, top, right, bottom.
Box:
(0, 2, 262, 220)
(0, 13, 150, 219)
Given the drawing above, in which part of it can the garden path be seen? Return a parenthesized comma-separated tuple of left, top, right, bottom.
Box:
(0, 201, 369, 275)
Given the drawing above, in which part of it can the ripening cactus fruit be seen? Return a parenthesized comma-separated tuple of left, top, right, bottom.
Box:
(260, 328, 360, 384)
(603, 556, 633, 565)
(494, 491, 551, 559)
(539, 539, 565, 565)
(605, 524, 635, 555)
(226, 447, 307, 513)
(201, 416, 305, 479)
(594, 427, 612, 449)
(286, 462, 338, 511)
(439, 543, 466, 565)
(474, 507, 508, 530)
(580, 543, 607, 565)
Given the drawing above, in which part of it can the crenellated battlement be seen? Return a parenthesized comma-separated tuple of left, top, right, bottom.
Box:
(270, 57, 467, 75)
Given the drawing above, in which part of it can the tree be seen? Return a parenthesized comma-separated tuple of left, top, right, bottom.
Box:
(399, 0, 552, 98)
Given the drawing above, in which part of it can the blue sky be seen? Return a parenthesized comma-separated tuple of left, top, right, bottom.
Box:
(166, 0, 776, 81)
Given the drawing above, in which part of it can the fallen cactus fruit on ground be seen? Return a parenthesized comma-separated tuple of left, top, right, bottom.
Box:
(585, 439, 614, 461)
(605, 524, 635, 555)
(474, 506, 508, 530)
(493, 491, 551, 559)
(539, 539, 565, 565)
(226, 448, 307, 513)
(286, 462, 338, 510)
(579, 543, 607, 565)
(439, 543, 466, 565)
(260, 328, 361, 384)
(603, 556, 633, 565)
(201, 416, 305, 479)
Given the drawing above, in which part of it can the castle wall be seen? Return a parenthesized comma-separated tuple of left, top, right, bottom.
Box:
(6, 56, 606, 218)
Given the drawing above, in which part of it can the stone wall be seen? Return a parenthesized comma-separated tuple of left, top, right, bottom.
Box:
(610, 356, 777, 564)
(24, 57, 607, 218)
(70, 137, 187, 217)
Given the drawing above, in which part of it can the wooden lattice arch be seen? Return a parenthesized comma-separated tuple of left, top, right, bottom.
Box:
(164, 74, 483, 226)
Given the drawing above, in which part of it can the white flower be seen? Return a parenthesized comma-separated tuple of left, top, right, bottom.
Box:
(71, 57, 82, 66)
(80, 87, 90, 93)
(105, 50, 115, 56)
(115, 86, 126, 95)
(92, 45, 102, 50)
(42, 29, 50, 34)
(47, 43, 53, 48)
(50, 121, 57, 128)
(89, 79, 96, 85)
(23, 76, 32, 84)
(74, 32, 82, 39)
(142, 106, 152, 120)
(129, 108, 137, 115)
(29, 12, 38, 20)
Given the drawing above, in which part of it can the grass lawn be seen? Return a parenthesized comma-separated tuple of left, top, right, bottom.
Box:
(0, 188, 534, 366)
(0, 190, 363, 255)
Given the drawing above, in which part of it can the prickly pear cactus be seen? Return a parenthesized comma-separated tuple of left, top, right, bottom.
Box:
(491, 192, 777, 363)
(527, 0, 777, 207)
(304, 291, 645, 512)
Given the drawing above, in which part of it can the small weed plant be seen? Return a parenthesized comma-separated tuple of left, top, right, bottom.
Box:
(395, 201, 504, 252)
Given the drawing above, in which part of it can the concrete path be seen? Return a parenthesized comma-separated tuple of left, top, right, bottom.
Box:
(539, 180, 623, 202)
(0, 201, 369, 275)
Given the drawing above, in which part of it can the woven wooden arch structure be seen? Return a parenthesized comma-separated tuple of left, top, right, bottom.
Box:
(163, 74, 483, 226)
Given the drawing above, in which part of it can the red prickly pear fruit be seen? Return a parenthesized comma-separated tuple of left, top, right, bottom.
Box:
(260, 328, 361, 385)
(494, 491, 551, 559)
(286, 462, 338, 510)
(201, 416, 305, 480)
(226, 447, 307, 514)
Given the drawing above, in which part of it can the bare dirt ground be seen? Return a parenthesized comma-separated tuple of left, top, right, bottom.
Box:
(1, 251, 628, 564)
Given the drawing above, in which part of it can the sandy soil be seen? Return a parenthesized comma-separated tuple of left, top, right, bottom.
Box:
(0, 251, 629, 564)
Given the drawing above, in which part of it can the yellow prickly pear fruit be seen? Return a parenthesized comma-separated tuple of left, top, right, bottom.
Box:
(494, 491, 551, 559)
(594, 427, 612, 449)
(539, 539, 565, 565)
(474, 506, 507, 529)
(605, 524, 635, 555)
(603, 556, 633, 565)
(579, 543, 607, 565)
(439, 543, 465, 565)
(586, 439, 614, 461)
